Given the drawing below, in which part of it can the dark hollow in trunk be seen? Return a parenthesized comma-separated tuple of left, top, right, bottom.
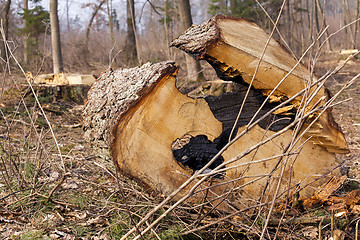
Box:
(205, 80, 296, 133)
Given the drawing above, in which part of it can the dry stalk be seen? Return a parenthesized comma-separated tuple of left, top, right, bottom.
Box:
(1, 28, 66, 172)
(46, 173, 69, 201)
(356, 219, 359, 240)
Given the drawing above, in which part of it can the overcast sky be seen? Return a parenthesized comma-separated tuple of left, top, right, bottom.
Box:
(37, 0, 125, 26)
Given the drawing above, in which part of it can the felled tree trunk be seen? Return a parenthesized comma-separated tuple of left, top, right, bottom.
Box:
(83, 16, 348, 207)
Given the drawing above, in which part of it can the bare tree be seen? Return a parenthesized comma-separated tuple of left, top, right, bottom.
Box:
(66, 0, 70, 31)
(177, 0, 204, 82)
(126, 0, 138, 66)
(315, 0, 333, 51)
(106, 0, 114, 48)
(1, 0, 11, 56)
(354, 0, 359, 48)
(85, 0, 106, 52)
(343, 0, 356, 48)
(50, 0, 63, 73)
(23, 0, 28, 64)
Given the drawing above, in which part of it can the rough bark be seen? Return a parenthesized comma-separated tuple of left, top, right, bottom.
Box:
(177, 0, 204, 82)
(50, 0, 63, 73)
(83, 62, 176, 148)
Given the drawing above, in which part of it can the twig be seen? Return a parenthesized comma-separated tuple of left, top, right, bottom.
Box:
(46, 173, 69, 201)
(60, 123, 82, 128)
(2, 28, 66, 172)
(0, 180, 56, 202)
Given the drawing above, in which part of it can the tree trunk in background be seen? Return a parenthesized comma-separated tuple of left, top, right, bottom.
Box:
(345, 0, 356, 48)
(286, 0, 291, 48)
(315, 0, 332, 51)
(354, 0, 359, 48)
(0, 0, 11, 69)
(85, 0, 106, 53)
(106, 0, 114, 47)
(66, 0, 70, 31)
(23, 0, 28, 65)
(177, 0, 204, 82)
(126, 0, 138, 66)
(163, 0, 171, 59)
(106, 0, 114, 65)
(342, 0, 348, 48)
(307, 0, 312, 42)
(50, 0, 63, 73)
(314, 0, 320, 34)
(342, 0, 356, 48)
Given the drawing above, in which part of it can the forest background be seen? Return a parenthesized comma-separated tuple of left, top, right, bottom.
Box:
(0, 0, 359, 76)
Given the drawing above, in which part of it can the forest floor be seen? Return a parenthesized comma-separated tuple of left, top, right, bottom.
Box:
(0, 54, 359, 239)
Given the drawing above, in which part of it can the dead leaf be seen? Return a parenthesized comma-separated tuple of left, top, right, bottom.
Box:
(345, 189, 360, 206)
(302, 226, 318, 239)
(66, 211, 87, 220)
(83, 216, 107, 226)
(331, 229, 345, 240)
(350, 205, 360, 214)
(61, 180, 78, 189)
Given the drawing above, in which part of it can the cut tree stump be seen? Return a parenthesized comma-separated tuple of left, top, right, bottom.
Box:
(33, 73, 96, 85)
(83, 16, 349, 207)
(27, 73, 96, 104)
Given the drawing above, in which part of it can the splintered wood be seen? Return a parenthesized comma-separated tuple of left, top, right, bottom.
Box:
(83, 15, 349, 208)
(300, 176, 360, 215)
(171, 15, 348, 154)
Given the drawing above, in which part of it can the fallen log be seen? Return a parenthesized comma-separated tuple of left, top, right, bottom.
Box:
(83, 16, 349, 207)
